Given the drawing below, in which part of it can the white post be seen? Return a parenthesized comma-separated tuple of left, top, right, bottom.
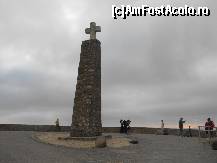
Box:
(208, 127, 211, 144)
(198, 126, 201, 142)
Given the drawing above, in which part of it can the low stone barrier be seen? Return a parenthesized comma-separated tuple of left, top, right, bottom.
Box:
(0, 124, 71, 132)
(0, 124, 199, 137)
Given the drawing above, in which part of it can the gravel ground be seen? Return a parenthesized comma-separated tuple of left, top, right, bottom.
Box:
(0, 131, 216, 163)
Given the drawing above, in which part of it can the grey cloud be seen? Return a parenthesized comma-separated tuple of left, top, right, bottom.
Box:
(0, 0, 217, 127)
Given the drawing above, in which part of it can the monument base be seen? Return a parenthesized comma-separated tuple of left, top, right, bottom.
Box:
(59, 135, 111, 140)
(70, 128, 102, 137)
(58, 136, 97, 141)
(32, 132, 130, 149)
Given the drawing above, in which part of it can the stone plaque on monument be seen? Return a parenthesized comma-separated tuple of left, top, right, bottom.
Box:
(70, 22, 102, 137)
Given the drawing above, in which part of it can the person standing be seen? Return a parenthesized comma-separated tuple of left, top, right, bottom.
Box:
(205, 118, 215, 136)
(55, 118, 61, 131)
(120, 120, 124, 133)
(161, 120, 164, 133)
(188, 126, 192, 137)
(179, 118, 186, 137)
(126, 120, 131, 134)
(123, 120, 127, 134)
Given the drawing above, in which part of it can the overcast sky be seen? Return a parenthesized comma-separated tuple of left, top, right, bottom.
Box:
(0, 0, 216, 128)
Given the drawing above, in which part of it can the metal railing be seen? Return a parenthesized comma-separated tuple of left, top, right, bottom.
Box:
(198, 126, 217, 144)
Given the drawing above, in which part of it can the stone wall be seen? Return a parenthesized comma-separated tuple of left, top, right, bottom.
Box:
(0, 124, 200, 137)
(0, 124, 71, 132)
(103, 127, 199, 137)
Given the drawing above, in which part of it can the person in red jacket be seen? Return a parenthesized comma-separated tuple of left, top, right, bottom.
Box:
(205, 118, 215, 136)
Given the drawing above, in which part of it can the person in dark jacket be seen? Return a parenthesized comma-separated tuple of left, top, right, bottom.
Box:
(120, 120, 124, 133)
(179, 117, 186, 137)
(123, 120, 127, 133)
(126, 120, 131, 134)
(55, 118, 61, 131)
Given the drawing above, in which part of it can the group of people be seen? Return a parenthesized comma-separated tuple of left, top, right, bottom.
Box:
(120, 119, 131, 134)
(119, 118, 216, 136)
(178, 117, 216, 137)
(160, 118, 191, 136)
(131, 117, 216, 137)
(57, 116, 215, 136)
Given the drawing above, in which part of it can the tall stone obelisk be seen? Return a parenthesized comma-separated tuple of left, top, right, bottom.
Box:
(70, 22, 102, 137)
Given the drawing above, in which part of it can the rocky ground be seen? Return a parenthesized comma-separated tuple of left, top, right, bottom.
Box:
(0, 131, 216, 163)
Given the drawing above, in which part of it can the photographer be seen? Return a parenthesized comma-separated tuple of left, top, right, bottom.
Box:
(179, 117, 186, 137)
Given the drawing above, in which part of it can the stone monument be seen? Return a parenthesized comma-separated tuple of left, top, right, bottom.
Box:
(70, 22, 102, 137)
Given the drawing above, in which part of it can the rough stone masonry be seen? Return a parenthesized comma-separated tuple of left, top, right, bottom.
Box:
(70, 22, 102, 137)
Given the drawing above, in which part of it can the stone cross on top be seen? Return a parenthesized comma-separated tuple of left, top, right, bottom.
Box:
(85, 22, 101, 40)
